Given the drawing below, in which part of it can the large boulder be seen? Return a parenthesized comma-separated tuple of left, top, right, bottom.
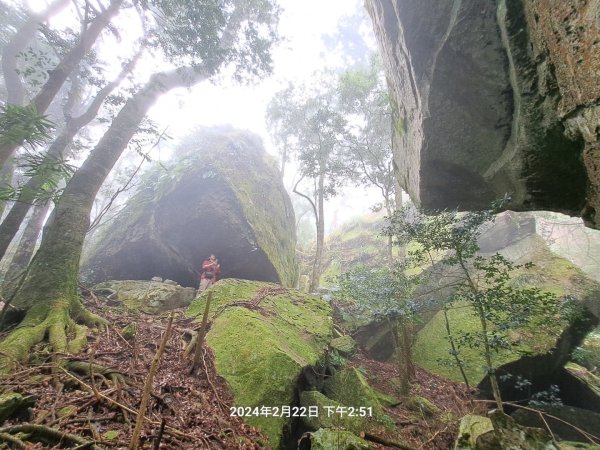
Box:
(82, 127, 298, 288)
(366, 0, 600, 229)
(412, 211, 600, 387)
(186, 279, 333, 448)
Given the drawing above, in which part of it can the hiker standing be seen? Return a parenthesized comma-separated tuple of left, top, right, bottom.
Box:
(198, 254, 220, 292)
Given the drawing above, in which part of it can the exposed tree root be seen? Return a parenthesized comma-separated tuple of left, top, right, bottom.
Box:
(0, 300, 106, 374)
(0, 423, 102, 449)
(0, 431, 26, 449)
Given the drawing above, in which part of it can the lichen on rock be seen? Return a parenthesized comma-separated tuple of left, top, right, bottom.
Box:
(330, 335, 357, 358)
(92, 280, 195, 313)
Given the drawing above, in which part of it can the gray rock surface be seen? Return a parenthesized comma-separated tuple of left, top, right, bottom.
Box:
(366, 0, 600, 228)
(93, 280, 196, 313)
(82, 127, 298, 288)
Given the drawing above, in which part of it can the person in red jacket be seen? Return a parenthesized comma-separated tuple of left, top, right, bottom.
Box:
(198, 254, 220, 293)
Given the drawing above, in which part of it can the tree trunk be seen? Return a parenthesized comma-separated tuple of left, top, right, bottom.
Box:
(1, 0, 70, 106)
(0, 0, 123, 170)
(384, 196, 394, 263)
(0, 53, 139, 262)
(0, 159, 16, 219)
(309, 173, 325, 292)
(1, 203, 51, 299)
(394, 188, 405, 260)
(392, 318, 410, 396)
(442, 305, 470, 389)
(0, 67, 210, 373)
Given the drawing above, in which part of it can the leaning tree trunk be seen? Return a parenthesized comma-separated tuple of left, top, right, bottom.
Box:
(1, 0, 70, 106)
(0, 0, 123, 171)
(0, 53, 139, 262)
(0, 67, 209, 373)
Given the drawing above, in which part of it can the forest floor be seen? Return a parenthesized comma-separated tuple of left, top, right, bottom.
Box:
(346, 354, 479, 450)
(0, 300, 265, 449)
(0, 296, 477, 449)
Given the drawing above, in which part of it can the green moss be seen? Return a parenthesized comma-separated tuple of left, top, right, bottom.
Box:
(299, 391, 366, 432)
(103, 430, 120, 441)
(565, 362, 600, 398)
(394, 116, 406, 137)
(405, 395, 440, 418)
(0, 393, 24, 422)
(323, 367, 392, 427)
(454, 415, 494, 450)
(559, 442, 600, 449)
(188, 279, 332, 448)
(121, 323, 137, 341)
(58, 405, 77, 418)
(413, 300, 561, 384)
(0, 302, 87, 374)
(308, 428, 371, 450)
(330, 336, 357, 357)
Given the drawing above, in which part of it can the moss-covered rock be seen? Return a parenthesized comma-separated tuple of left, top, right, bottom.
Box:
(563, 363, 600, 412)
(456, 411, 562, 450)
(299, 391, 366, 432)
(92, 280, 195, 313)
(330, 335, 357, 357)
(488, 410, 556, 450)
(187, 279, 332, 448)
(323, 368, 388, 419)
(405, 395, 440, 419)
(413, 212, 600, 385)
(308, 428, 372, 450)
(454, 415, 495, 450)
(82, 126, 298, 288)
(0, 393, 24, 423)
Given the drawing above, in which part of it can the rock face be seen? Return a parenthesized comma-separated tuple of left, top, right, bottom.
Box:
(82, 127, 298, 288)
(186, 279, 332, 448)
(366, 0, 600, 229)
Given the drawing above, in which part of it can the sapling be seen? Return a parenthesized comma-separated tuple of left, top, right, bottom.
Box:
(336, 264, 417, 396)
(383, 201, 564, 411)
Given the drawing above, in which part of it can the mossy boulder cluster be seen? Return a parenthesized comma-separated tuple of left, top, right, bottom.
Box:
(82, 126, 298, 288)
(366, 0, 600, 229)
(186, 279, 332, 448)
(414, 211, 600, 386)
(299, 367, 398, 447)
